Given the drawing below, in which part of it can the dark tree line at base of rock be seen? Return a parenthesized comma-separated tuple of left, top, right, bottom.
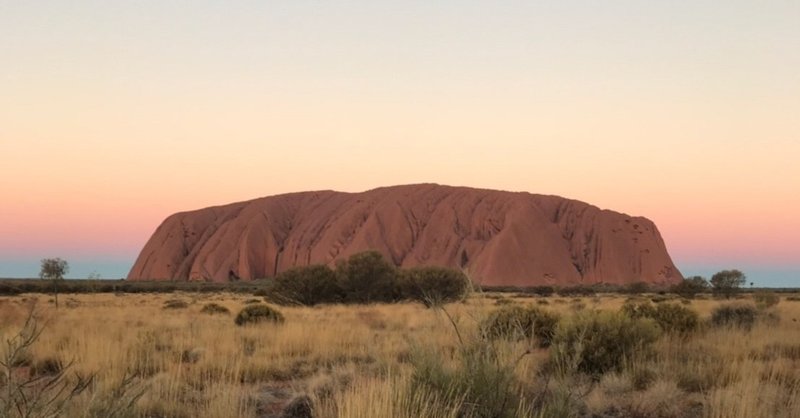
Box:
(264, 251, 472, 307)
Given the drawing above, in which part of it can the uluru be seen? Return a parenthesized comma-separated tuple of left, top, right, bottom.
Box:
(127, 184, 682, 286)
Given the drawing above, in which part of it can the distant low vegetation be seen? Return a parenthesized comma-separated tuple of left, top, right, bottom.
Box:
(0, 278, 268, 295)
(670, 275, 710, 298)
(2, 262, 794, 304)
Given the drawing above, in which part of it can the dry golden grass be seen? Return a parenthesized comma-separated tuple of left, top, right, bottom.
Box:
(1, 292, 798, 417)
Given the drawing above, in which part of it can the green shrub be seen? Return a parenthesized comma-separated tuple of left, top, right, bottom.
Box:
(621, 302, 699, 334)
(163, 299, 189, 309)
(200, 303, 230, 315)
(270, 264, 342, 306)
(397, 266, 471, 307)
(336, 251, 398, 303)
(551, 311, 661, 376)
(711, 303, 757, 330)
(753, 292, 780, 309)
(482, 305, 560, 347)
(234, 304, 285, 326)
(653, 303, 699, 334)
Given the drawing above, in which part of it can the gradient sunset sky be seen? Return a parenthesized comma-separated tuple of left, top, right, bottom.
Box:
(1, 1, 798, 286)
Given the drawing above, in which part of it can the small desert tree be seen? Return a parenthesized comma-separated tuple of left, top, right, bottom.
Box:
(336, 251, 397, 303)
(671, 275, 709, 299)
(270, 264, 343, 306)
(39, 258, 69, 308)
(398, 266, 471, 307)
(710, 269, 746, 299)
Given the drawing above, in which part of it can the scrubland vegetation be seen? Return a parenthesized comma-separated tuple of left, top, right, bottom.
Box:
(0, 253, 796, 417)
(1, 288, 799, 418)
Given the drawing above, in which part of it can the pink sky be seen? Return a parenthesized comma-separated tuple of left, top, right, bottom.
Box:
(1, 2, 798, 282)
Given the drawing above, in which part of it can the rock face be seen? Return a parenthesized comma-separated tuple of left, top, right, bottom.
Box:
(128, 184, 682, 286)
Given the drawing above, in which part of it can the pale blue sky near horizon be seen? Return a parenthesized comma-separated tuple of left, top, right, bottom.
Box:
(0, 259, 797, 288)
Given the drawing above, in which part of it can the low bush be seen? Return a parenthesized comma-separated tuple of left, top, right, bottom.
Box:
(269, 264, 342, 306)
(163, 299, 189, 309)
(200, 303, 230, 315)
(234, 304, 285, 326)
(710, 303, 758, 330)
(551, 311, 661, 376)
(482, 305, 560, 347)
(621, 302, 699, 334)
(397, 266, 471, 307)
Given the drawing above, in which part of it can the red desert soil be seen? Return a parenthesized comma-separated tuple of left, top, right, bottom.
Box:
(128, 184, 682, 286)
